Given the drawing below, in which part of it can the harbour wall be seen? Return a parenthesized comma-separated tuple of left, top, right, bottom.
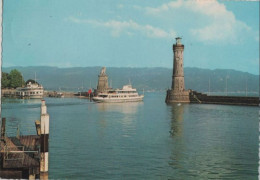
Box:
(190, 91, 259, 106)
(1, 89, 76, 98)
(44, 91, 75, 98)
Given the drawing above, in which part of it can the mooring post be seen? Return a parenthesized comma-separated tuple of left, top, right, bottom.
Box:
(40, 100, 49, 179)
(1, 117, 6, 140)
(29, 168, 36, 180)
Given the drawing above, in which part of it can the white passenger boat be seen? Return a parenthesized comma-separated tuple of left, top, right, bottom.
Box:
(16, 80, 44, 99)
(92, 85, 144, 103)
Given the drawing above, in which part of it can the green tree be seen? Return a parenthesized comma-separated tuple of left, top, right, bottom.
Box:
(1, 72, 10, 88)
(9, 69, 25, 89)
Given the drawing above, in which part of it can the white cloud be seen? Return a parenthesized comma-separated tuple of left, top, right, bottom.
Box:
(132, 5, 142, 10)
(145, 0, 254, 43)
(117, 4, 124, 9)
(146, 0, 182, 14)
(67, 17, 176, 39)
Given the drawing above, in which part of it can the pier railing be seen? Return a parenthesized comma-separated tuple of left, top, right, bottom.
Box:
(4, 145, 25, 162)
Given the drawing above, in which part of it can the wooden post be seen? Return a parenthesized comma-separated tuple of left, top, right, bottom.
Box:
(1, 117, 6, 139)
(29, 168, 36, 180)
(40, 100, 49, 179)
(29, 174, 35, 180)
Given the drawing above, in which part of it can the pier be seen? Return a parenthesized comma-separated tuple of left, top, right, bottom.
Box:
(0, 100, 49, 179)
(1, 89, 92, 98)
(189, 90, 259, 106)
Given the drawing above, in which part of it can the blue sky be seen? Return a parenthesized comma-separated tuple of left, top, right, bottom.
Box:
(2, 0, 259, 74)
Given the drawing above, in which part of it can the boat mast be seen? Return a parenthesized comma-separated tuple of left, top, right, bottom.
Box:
(246, 76, 248, 97)
(225, 75, 228, 96)
(21, 73, 24, 87)
(34, 72, 39, 84)
(208, 77, 210, 96)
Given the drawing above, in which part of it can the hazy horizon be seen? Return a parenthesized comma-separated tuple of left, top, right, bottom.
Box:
(2, 65, 259, 75)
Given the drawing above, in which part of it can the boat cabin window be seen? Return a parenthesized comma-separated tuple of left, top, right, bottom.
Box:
(99, 95, 108, 98)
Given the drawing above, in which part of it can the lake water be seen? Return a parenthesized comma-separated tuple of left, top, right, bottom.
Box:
(1, 92, 258, 179)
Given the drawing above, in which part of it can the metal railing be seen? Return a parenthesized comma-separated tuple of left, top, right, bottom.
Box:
(4, 145, 39, 162)
(193, 94, 202, 104)
(4, 145, 25, 161)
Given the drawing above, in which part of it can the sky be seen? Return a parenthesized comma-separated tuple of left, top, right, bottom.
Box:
(2, 0, 259, 74)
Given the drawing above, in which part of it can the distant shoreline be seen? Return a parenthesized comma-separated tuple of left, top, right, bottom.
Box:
(2, 66, 259, 76)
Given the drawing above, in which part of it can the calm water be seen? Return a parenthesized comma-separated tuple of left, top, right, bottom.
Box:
(1, 92, 258, 179)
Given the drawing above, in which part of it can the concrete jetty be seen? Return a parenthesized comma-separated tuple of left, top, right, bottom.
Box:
(189, 90, 259, 106)
(0, 100, 50, 179)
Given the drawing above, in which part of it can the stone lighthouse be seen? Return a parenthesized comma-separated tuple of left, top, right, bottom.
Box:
(166, 37, 190, 103)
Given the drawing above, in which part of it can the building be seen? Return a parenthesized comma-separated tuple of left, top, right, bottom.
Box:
(166, 37, 190, 103)
(16, 80, 44, 99)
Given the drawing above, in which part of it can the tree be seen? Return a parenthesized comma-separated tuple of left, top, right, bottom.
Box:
(1, 72, 10, 88)
(9, 69, 25, 89)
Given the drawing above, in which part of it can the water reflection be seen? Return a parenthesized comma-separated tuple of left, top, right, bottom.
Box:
(1, 98, 41, 136)
(168, 104, 186, 174)
(167, 103, 258, 179)
(1, 97, 42, 105)
(1, 93, 257, 179)
(169, 104, 184, 137)
(95, 102, 143, 138)
(96, 102, 143, 114)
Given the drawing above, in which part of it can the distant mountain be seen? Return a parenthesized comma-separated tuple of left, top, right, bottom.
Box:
(2, 66, 259, 94)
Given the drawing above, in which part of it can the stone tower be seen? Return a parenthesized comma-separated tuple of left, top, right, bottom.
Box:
(166, 37, 190, 103)
(97, 67, 109, 93)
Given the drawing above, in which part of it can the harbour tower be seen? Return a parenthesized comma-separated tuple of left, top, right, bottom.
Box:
(166, 37, 190, 103)
(97, 67, 109, 93)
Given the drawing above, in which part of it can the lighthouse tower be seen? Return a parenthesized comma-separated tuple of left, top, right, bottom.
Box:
(166, 37, 190, 103)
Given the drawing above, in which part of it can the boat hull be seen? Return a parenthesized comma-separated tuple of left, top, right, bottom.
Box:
(17, 95, 43, 99)
(92, 96, 144, 103)
(28, 95, 43, 99)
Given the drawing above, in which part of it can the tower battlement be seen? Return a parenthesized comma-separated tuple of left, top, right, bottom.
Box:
(97, 67, 109, 93)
